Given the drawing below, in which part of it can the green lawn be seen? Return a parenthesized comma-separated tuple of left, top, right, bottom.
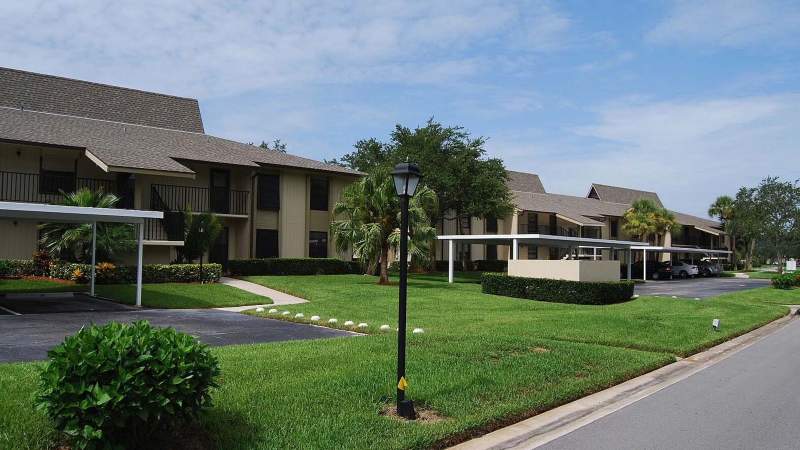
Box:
(94, 283, 270, 309)
(0, 278, 85, 294)
(1, 274, 795, 450)
(724, 270, 781, 279)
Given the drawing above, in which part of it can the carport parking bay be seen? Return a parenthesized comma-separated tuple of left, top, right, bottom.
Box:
(635, 277, 770, 299)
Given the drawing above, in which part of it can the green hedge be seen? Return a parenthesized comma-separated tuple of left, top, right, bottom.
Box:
(772, 271, 799, 289)
(228, 258, 361, 276)
(1, 259, 221, 284)
(481, 272, 635, 305)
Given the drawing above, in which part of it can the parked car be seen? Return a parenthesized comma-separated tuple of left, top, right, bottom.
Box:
(629, 261, 673, 280)
(697, 260, 722, 277)
(672, 261, 699, 278)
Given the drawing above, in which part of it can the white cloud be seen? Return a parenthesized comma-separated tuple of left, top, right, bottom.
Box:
(491, 94, 800, 217)
(648, 0, 800, 47)
(0, 0, 571, 98)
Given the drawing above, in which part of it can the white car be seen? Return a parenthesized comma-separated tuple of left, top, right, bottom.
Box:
(671, 261, 699, 278)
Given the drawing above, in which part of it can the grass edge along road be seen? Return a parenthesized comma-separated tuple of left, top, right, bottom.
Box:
(1, 274, 794, 449)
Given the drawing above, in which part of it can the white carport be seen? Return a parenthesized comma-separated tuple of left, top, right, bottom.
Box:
(0, 201, 163, 306)
(630, 245, 733, 281)
(438, 234, 648, 283)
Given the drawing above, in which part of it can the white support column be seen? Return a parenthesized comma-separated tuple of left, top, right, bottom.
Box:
(136, 222, 144, 307)
(593, 247, 597, 261)
(448, 239, 454, 284)
(642, 249, 647, 281)
(627, 249, 632, 280)
(90, 221, 96, 296)
(512, 238, 518, 260)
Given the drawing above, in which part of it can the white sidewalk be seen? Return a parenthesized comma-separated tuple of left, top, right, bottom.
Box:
(215, 277, 308, 312)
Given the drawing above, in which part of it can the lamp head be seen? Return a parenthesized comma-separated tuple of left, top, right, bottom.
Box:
(392, 162, 422, 197)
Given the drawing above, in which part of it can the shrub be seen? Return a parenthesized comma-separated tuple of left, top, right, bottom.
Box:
(6, 260, 222, 284)
(32, 250, 52, 276)
(772, 271, 799, 289)
(0, 259, 36, 277)
(228, 258, 361, 276)
(481, 272, 635, 305)
(36, 321, 220, 449)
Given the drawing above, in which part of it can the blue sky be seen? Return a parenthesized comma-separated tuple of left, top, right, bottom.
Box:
(2, 0, 799, 217)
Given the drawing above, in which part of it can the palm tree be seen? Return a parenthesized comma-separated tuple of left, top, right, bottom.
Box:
(331, 170, 438, 285)
(708, 195, 737, 269)
(622, 199, 677, 245)
(180, 212, 222, 279)
(39, 188, 135, 262)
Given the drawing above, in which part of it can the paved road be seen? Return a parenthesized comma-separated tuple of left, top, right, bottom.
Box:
(0, 294, 354, 362)
(540, 317, 800, 450)
(634, 277, 770, 298)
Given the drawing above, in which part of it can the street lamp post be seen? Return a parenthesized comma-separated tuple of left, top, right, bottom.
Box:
(391, 162, 421, 420)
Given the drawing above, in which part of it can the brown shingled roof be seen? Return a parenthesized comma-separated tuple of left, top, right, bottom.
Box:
(0, 107, 361, 177)
(588, 183, 663, 207)
(506, 170, 546, 193)
(512, 191, 630, 226)
(0, 67, 204, 133)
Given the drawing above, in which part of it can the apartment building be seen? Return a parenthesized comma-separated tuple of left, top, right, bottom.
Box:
(439, 171, 728, 264)
(0, 67, 361, 265)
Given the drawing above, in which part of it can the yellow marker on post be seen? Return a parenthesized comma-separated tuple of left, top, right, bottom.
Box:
(397, 376, 409, 391)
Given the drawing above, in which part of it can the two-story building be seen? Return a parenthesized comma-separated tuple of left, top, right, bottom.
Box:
(0, 67, 361, 266)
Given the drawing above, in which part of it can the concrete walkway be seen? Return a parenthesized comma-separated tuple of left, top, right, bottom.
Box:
(215, 277, 308, 312)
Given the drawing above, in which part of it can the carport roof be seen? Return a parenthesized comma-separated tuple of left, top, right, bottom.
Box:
(630, 245, 731, 254)
(438, 233, 646, 249)
(0, 201, 163, 223)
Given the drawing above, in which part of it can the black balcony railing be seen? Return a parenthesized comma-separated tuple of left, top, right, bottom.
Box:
(150, 184, 249, 215)
(0, 171, 124, 205)
(143, 213, 185, 242)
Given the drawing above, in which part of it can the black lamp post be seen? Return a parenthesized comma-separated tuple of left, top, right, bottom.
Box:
(391, 162, 421, 420)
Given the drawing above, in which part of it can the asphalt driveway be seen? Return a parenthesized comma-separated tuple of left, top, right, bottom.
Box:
(634, 277, 770, 298)
(0, 294, 354, 363)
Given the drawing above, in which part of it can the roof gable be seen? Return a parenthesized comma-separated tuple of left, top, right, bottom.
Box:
(0, 67, 204, 133)
(506, 170, 546, 193)
(588, 183, 663, 207)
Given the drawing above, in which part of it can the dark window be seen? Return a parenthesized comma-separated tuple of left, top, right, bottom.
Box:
(40, 170, 75, 195)
(527, 245, 538, 259)
(549, 246, 560, 260)
(310, 176, 329, 211)
(485, 217, 498, 233)
(256, 229, 279, 258)
(609, 218, 619, 239)
(486, 244, 497, 260)
(309, 231, 328, 258)
(257, 174, 280, 210)
(527, 213, 539, 233)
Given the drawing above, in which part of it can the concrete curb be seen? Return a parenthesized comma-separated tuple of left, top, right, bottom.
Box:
(450, 308, 798, 450)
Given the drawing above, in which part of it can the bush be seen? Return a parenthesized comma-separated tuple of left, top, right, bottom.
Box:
(36, 321, 220, 449)
(0, 259, 36, 277)
(481, 272, 635, 305)
(772, 271, 799, 289)
(228, 258, 361, 276)
(5, 260, 222, 284)
(32, 250, 52, 276)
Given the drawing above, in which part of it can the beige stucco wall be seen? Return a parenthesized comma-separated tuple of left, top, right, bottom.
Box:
(508, 260, 620, 282)
(0, 219, 38, 259)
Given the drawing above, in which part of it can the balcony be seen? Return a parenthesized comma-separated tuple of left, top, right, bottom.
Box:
(0, 171, 130, 205)
(150, 184, 249, 216)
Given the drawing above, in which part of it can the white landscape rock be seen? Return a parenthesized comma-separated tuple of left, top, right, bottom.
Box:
(294, 313, 304, 319)
(412, 328, 424, 334)
(380, 324, 392, 332)
(632, 294, 639, 299)
(328, 318, 338, 324)
(310, 315, 321, 321)
(281, 311, 291, 316)
(268, 309, 278, 314)
(343, 320, 355, 327)
(358, 322, 368, 329)
(671, 296, 678, 299)
(255, 307, 265, 313)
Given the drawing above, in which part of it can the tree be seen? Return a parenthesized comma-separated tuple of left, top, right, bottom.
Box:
(751, 177, 800, 272)
(39, 188, 135, 262)
(733, 186, 763, 270)
(622, 199, 677, 245)
(330, 170, 438, 285)
(254, 139, 287, 153)
(180, 212, 222, 279)
(708, 195, 738, 269)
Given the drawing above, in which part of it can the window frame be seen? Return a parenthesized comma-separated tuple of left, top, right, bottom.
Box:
(309, 176, 329, 211)
(255, 229, 279, 259)
(308, 231, 328, 258)
(257, 174, 280, 211)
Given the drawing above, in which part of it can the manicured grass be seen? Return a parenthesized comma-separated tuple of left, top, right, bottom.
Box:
(94, 283, 270, 309)
(0, 278, 85, 294)
(725, 270, 780, 279)
(1, 274, 795, 449)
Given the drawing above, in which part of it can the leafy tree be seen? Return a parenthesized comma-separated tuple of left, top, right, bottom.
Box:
(39, 188, 135, 262)
(330, 170, 437, 284)
(180, 212, 222, 279)
(254, 139, 287, 153)
(708, 195, 738, 269)
(622, 198, 677, 245)
(751, 177, 800, 272)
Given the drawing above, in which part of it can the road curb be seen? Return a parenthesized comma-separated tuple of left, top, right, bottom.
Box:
(449, 308, 797, 450)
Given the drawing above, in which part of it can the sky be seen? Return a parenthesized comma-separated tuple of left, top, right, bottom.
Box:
(2, 0, 799, 218)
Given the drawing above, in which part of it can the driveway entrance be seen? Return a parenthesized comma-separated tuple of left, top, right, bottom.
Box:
(634, 277, 770, 298)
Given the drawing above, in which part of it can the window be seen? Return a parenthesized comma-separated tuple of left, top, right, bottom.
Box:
(256, 229, 279, 258)
(485, 216, 498, 233)
(527, 213, 539, 233)
(527, 245, 538, 260)
(549, 247, 560, 260)
(609, 218, 619, 239)
(40, 170, 75, 195)
(257, 174, 280, 210)
(309, 231, 328, 258)
(310, 176, 329, 211)
(486, 244, 497, 260)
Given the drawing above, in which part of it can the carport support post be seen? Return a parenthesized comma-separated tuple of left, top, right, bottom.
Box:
(448, 239, 454, 284)
(136, 222, 143, 307)
(90, 221, 96, 296)
(512, 238, 518, 260)
(627, 249, 632, 280)
(642, 249, 647, 281)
